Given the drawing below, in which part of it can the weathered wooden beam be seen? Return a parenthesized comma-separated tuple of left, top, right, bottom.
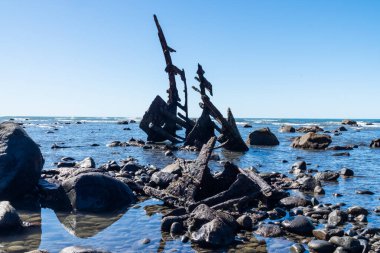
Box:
(149, 123, 181, 143)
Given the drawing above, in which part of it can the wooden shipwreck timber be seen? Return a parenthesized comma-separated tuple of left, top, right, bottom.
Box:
(140, 15, 248, 152)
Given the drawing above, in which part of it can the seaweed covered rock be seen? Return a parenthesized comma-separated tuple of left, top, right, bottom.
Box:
(0, 122, 44, 199)
(246, 128, 279, 146)
(62, 172, 136, 212)
(291, 132, 332, 149)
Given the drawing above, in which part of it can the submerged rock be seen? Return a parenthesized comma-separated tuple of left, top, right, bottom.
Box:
(246, 127, 280, 146)
(0, 122, 44, 199)
(291, 132, 332, 149)
(62, 172, 136, 212)
(282, 215, 315, 236)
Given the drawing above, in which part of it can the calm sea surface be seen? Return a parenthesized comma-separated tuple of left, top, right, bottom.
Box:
(1, 116, 380, 252)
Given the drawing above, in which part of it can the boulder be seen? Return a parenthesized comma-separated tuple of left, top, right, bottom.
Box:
(76, 157, 95, 169)
(339, 168, 354, 177)
(279, 196, 311, 209)
(329, 236, 362, 253)
(0, 201, 23, 232)
(0, 122, 44, 199)
(328, 210, 347, 226)
(296, 126, 324, 133)
(279, 125, 296, 133)
(255, 224, 283, 237)
(347, 206, 368, 216)
(308, 240, 336, 253)
(341, 120, 358, 127)
(246, 128, 279, 146)
(282, 215, 315, 236)
(370, 139, 380, 148)
(191, 218, 236, 247)
(314, 171, 339, 181)
(61, 172, 136, 212)
(291, 132, 332, 149)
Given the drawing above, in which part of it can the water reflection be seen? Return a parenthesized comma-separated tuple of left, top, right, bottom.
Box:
(55, 209, 127, 238)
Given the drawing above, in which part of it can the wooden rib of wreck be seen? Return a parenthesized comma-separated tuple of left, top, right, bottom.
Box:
(143, 136, 286, 210)
(188, 64, 248, 152)
(139, 15, 193, 143)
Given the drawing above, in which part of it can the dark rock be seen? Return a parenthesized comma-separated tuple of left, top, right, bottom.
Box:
(279, 196, 311, 209)
(291, 132, 332, 149)
(191, 218, 236, 247)
(332, 152, 350, 157)
(243, 123, 252, 128)
(61, 172, 136, 212)
(313, 229, 344, 241)
(314, 171, 339, 181)
(60, 246, 110, 253)
(341, 120, 358, 127)
(170, 222, 183, 235)
(337, 126, 348, 132)
(347, 206, 368, 216)
(314, 186, 325, 195)
(279, 125, 296, 133)
(255, 224, 283, 237)
(290, 243, 306, 253)
(236, 215, 252, 230)
(328, 210, 348, 226)
(370, 139, 380, 148)
(140, 238, 151, 244)
(117, 120, 129, 125)
(57, 162, 76, 168)
(38, 179, 71, 211)
(297, 176, 321, 192)
(326, 146, 353, 151)
(339, 168, 354, 177)
(150, 171, 178, 188)
(282, 215, 315, 235)
(246, 127, 279, 146)
(296, 126, 324, 133)
(120, 162, 143, 173)
(0, 122, 44, 199)
(0, 201, 22, 232)
(61, 157, 75, 162)
(308, 240, 336, 253)
(165, 150, 173, 156)
(329, 236, 362, 253)
(291, 161, 307, 174)
(355, 190, 374, 195)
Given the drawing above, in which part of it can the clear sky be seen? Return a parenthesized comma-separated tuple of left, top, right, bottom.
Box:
(0, 1, 379, 118)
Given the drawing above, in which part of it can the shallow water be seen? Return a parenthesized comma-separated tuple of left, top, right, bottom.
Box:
(1, 116, 380, 252)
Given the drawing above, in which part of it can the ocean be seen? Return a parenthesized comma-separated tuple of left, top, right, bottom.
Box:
(1, 116, 379, 252)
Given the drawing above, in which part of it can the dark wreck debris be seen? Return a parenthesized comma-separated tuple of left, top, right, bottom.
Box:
(139, 16, 248, 152)
(140, 15, 192, 143)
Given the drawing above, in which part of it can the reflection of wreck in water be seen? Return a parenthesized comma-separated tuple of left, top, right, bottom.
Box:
(140, 15, 248, 152)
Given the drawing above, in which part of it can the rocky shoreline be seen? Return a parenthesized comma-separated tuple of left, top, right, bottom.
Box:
(1, 120, 380, 252)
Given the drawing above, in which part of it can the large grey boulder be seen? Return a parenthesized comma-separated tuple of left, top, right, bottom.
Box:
(246, 127, 279, 146)
(0, 122, 44, 199)
(291, 132, 332, 149)
(61, 172, 136, 212)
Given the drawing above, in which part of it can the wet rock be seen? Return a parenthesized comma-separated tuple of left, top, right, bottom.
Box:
(170, 222, 183, 235)
(327, 146, 353, 151)
(291, 132, 332, 149)
(332, 152, 350, 157)
(370, 139, 380, 148)
(290, 243, 306, 253)
(337, 126, 348, 132)
(38, 179, 71, 211)
(328, 210, 348, 226)
(279, 125, 296, 133)
(341, 120, 358, 127)
(117, 120, 129, 125)
(297, 176, 321, 192)
(282, 215, 315, 236)
(191, 218, 236, 247)
(165, 150, 173, 156)
(279, 196, 311, 209)
(120, 162, 143, 173)
(243, 123, 252, 128)
(296, 126, 324, 133)
(57, 162, 76, 168)
(246, 127, 279, 146)
(236, 215, 252, 230)
(329, 236, 362, 252)
(339, 168, 354, 177)
(255, 224, 283, 237)
(61, 172, 136, 212)
(291, 161, 307, 174)
(76, 157, 96, 169)
(0, 122, 44, 199)
(150, 171, 178, 188)
(308, 240, 336, 253)
(347, 206, 368, 216)
(60, 246, 110, 253)
(140, 238, 151, 244)
(314, 171, 340, 181)
(0, 201, 22, 232)
(314, 186, 325, 195)
(354, 214, 367, 222)
(313, 229, 344, 241)
(355, 190, 374, 195)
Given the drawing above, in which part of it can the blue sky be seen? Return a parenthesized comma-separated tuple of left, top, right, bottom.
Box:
(0, 1, 379, 118)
